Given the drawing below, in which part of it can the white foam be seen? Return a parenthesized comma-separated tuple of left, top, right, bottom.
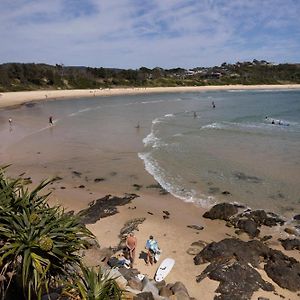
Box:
(138, 152, 215, 208)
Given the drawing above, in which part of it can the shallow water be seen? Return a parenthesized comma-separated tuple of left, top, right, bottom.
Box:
(1, 89, 300, 216)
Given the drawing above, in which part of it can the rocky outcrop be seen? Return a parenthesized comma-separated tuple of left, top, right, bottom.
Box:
(194, 238, 300, 298)
(78, 194, 139, 224)
(197, 261, 273, 300)
(203, 203, 238, 221)
(203, 203, 286, 238)
(279, 238, 300, 250)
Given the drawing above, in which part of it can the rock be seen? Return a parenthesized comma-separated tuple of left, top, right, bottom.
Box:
(197, 261, 273, 300)
(106, 268, 128, 289)
(159, 286, 173, 297)
(222, 191, 231, 195)
(173, 290, 190, 300)
(187, 225, 204, 231)
(186, 247, 201, 255)
(260, 235, 273, 242)
(284, 227, 297, 235)
(133, 292, 154, 300)
(94, 178, 105, 182)
(118, 218, 146, 248)
(78, 194, 139, 224)
(133, 184, 142, 190)
(264, 256, 300, 291)
(248, 210, 284, 227)
(163, 215, 169, 220)
(118, 268, 140, 281)
(293, 214, 300, 221)
(141, 277, 159, 297)
(203, 203, 238, 221)
(128, 278, 143, 291)
(279, 238, 300, 250)
(72, 171, 81, 177)
(78, 185, 85, 188)
(236, 219, 260, 238)
(170, 281, 189, 295)
(258, 297, 269, 300)
(194, 238, 300, 293)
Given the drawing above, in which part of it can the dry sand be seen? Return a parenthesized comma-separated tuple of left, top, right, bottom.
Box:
(1, 85, 300, 299)
(1, 84, 300, 109)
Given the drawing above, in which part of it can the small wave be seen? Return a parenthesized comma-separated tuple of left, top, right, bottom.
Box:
(138, 152, 214, 207)
(201, 122, 223, 129)
(164, 113, 174, 117)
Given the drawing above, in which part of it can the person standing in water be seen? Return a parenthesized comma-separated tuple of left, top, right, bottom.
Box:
(212, 101, 216, 108)
(49, 116, 53, 125)
(8, 117, 12, 125)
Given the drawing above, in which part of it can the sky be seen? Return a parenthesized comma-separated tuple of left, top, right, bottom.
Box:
(0, 0, 299, 69)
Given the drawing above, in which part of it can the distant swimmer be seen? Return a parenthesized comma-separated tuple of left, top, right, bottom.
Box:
(49, 116, 53, 125)
(212, 101, 216, 109)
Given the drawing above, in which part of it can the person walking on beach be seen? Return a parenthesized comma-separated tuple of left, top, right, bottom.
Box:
(145, 235, 160, 265)
(126, 232, 137, 267)
(49, 116, 53, 126)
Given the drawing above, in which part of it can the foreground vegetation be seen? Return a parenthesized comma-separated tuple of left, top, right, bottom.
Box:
(0, 169, 122, 299)
(0, 60, 299, 92)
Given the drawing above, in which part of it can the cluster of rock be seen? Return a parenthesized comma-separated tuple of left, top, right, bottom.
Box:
(78, 193, 139, 224)
(195, 203, 300, 299)
(83, 245, 194, 300)
(115, 268, 195, 300)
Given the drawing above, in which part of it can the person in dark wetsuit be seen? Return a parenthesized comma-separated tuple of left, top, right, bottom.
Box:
(49, 116, 53, 125)
(212, 101, 216, 108)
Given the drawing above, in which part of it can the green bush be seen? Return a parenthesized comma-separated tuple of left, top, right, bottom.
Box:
(0, 169, 94, 300)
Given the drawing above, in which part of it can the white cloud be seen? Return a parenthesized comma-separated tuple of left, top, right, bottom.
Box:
(0, 0, 299, 68)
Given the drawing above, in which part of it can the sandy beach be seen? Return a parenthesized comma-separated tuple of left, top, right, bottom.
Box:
(0, 86, 300, 299)
(1, 84, 300, 109)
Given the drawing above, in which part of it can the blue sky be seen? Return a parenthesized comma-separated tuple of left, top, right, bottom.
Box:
(0, 0, 299, 68)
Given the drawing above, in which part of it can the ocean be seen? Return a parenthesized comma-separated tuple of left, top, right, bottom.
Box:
(1, 89, 299, 216)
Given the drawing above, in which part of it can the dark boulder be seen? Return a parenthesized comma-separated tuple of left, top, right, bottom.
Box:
(236, 219, 260, 238)
(203, 203, 238, 221)
(78, 194, 139, 224)
(264, 255, 300, 291)
(293, 214, 300, 221)
(197, 261, 273, 300)
(133, 292, 154, 300)
(279, 238, 300, 251)
(194, 238, 300, 294)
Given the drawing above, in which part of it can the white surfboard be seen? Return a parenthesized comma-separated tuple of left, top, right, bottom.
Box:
(155, 258, 175, 282)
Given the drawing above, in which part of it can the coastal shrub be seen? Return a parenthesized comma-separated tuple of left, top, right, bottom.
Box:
(63, 264, 123, 300)
(0, 169, 94, 300)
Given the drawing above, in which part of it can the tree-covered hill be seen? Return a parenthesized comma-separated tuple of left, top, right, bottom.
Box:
(0, 60, 299, 92)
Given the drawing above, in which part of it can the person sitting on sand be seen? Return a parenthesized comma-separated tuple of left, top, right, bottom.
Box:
(145, 235, 160, 265)
(126, 232, 137, 267)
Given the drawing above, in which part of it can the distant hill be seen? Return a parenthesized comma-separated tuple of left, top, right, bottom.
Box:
(0, 60, 299, 92)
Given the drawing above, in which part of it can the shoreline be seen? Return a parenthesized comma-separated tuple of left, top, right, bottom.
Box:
(1, 84, 300, 109)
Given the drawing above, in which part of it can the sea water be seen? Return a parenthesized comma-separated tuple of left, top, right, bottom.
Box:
(0, 89, 299, 216)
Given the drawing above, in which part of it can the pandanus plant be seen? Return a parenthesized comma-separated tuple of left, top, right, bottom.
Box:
(64, 264, 123, 300)
(0, 168, 94, 299)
